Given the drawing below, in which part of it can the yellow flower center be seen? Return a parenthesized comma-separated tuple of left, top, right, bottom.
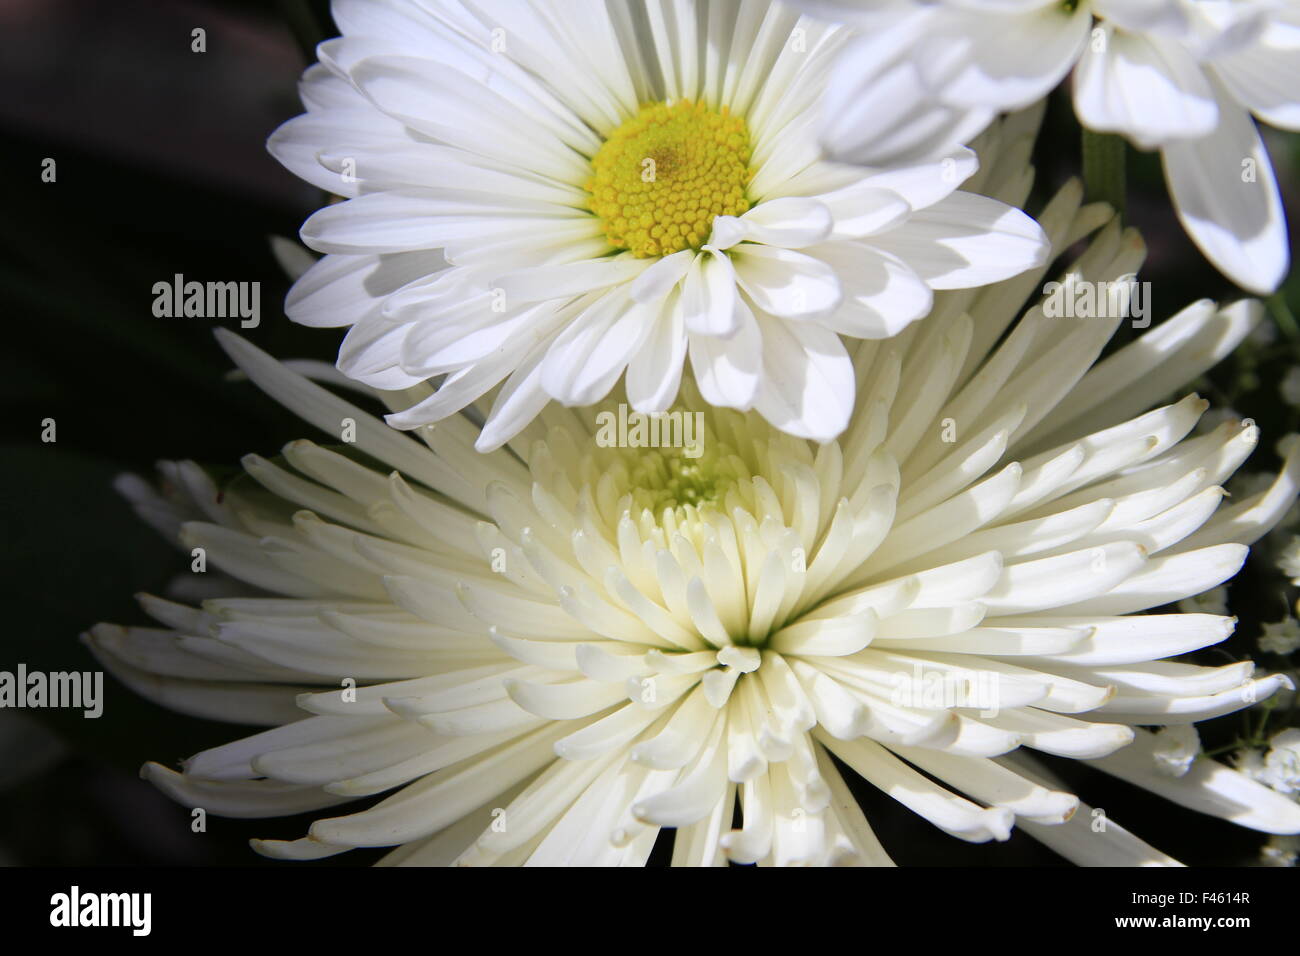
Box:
(586, 99, 752, 258)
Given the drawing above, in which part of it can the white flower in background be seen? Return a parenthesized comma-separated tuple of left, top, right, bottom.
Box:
(1261, 833, 1299, 866)
(1151, 724, 1200, 777)
(1279, 535, 1300, 582)
(1235, 746, 1268, 782)
(269, 0, 1048, 450)
(90, 166, 1300, 866)
(1282, 367, 1300, 407)
(1228, 469, 1275, 501)
(1260, 617, 1300, 656)
(1177, 583, 1226, 615)
(802, 0, 1299, 295)
(794, 0, 1002, 165)
(1194, 406, 1241, 436)
(1262, 729, 1300, 794)
(1248, 317, 1277, 348)
(1238, 731, 1300, 796)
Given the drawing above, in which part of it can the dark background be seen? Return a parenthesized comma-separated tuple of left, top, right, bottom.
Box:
(1, 0, 1298, 866)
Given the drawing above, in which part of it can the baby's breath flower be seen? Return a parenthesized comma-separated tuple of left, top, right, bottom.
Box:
(1179, 585, 1228, 616)
(1263, 730, 1300, 795)
(1281, 367, 1300, 407)
(1235, 747, 1269, 785)
(1261, 833, 1299, 867)
(1249, 320, 1279, 349)
(1279, 536, 1300, 582)
(1151, 725, 1200, 779)
(1260, 618, 1300, 657)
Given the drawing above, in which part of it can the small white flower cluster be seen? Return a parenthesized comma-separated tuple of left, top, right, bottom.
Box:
(1261, 833, 1299, 867)
(1151, 725, 1201, 778)
(1179, 585, 1228, 616)
(1238, 730, 1300, 796)
(1235, 725, 1300, 863)
(1279, 536, 1300, 584)
(1260, 618, 1300, 656)
(1281, 368, 1300, 408)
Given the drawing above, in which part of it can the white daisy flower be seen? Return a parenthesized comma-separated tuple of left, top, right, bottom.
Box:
(90, 170, 1300, 866)
(803, 0, 1299, 295)
(269, 0, 1049, 450)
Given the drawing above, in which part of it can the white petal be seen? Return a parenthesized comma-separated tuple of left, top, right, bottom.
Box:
(1161, 94, 1288, 294)
(626, 290, 687, 414)
(820, 28, 996, 166)
(1211, 13, 1300, 130)
(1073, 25, 1217, 149)
(728, 197, 834, 249)
(866, 192, 1049, 290)
(918, 2, 1091, 111)
(731, 245, 842, 319)
(688, 297, 763, 410)
(752, 318, 854, 441)
(680, 250, 739, 337)
(1089, 729, 1300, 834)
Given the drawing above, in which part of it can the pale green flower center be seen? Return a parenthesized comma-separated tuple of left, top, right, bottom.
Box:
(622, 439, 742, 514)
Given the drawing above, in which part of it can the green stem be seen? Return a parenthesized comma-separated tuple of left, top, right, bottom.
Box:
(1200, 743, 1243, 759)
(1267, 291, 1300, 341)
(1081, 130, 1127, 221)
(1254, 696, 1277, 742)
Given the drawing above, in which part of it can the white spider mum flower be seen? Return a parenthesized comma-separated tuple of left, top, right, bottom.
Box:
(93, 173, 1300, 866)
(804, 0, 1298, 295)
(269, 0, 1048, 449)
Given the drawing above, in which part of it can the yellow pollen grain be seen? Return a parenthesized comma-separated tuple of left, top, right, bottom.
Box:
(585, 99, 752, 259)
